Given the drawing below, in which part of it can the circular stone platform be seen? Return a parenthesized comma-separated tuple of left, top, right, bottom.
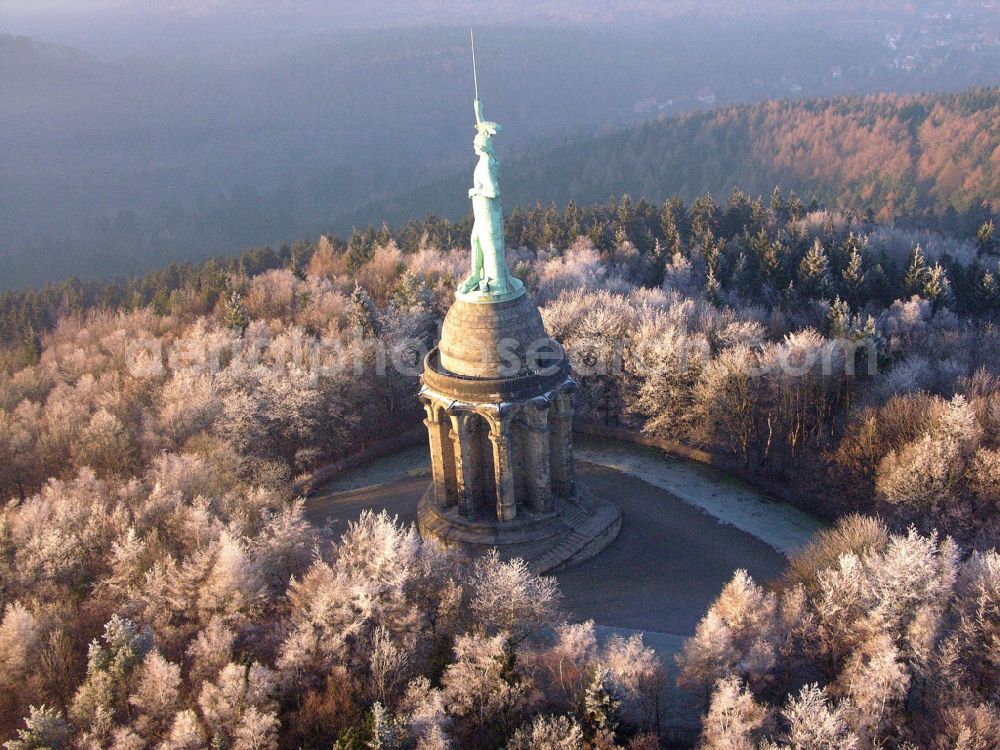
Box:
(417, 481, 621, 574)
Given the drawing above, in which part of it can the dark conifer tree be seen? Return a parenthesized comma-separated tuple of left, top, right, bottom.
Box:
(798, 238, 833, 299)
(704, 265, 722, 306)
(690, 194, 719, 243)
(904, 245, 929, 297)
(922, 263, 951, 310)
(349, 285, 380, 338)
(972, 268, 1000, 312)
(978, 220, 997, 256)
(826, 296, 852, 339)
(223, 289, 249, 336)
(20, 324, 40, 366)
(842, 240, 868, 306)
(770, 186, 789, 223)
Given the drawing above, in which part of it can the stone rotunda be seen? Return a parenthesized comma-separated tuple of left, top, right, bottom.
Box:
(416, 61, 620, 572)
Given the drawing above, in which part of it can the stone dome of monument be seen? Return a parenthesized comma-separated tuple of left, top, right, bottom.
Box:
(438, 291, 559, 379)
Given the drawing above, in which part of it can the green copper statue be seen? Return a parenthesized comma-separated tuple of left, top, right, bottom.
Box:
(457, 33, 524, 302)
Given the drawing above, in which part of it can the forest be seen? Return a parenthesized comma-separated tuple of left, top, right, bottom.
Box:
(362, 88, 1000, 234)
(1, 190, 1000, 748)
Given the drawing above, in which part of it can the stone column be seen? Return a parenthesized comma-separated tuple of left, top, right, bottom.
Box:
(523, 405, 553, 512)
(449, 413, 479, 516)
(549, 390, 575, 497)
(423, 402, 454, 509)
(488, 417, 517, 522)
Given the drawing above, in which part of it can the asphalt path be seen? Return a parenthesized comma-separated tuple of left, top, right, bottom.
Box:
(554, 464, 786, 636)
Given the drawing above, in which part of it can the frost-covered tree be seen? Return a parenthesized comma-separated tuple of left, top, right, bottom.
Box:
(368, 702, 404, 750)
(72, 409, 137, 478)
(583, 666, 623, 735)
(627, 316, 710, 441)
(469, 550, 561, 642)
(773, 684, 858, 750)
(692, 344, 761, 466)
(231, 706, 279, 750)
(921, 261, 951, 310)
(186, 617, 236, 690)
(368, 626, 410, 706)
(903, 244, 932, 300)
(826, 296, 852, 339)
(399, 677, 451, 749)
(198, 662, 277, 747)
(602, 633, 664, 729)
(699, 677, 767, 750)
(349, 285, 380, 338)
(841, 237, 868, 304)
(832, 633, 908, 743)
(128, 650, 182, 740)
(71, 616, 154, 737)
(3, 705, 71, 750)
(0, 602, 41, 707)
(158, 710, 207, 750)
(677, 570, 778, 699)
(442, 633, 525, 743)
(197, 531, 264, 624)
(876, 395, 982, 532)
(506, 714, 584, 750)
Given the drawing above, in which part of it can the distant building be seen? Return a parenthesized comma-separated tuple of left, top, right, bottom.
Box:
(695, 87, 716, 105)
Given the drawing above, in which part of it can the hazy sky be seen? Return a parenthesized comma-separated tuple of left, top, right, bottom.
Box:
(6, 0, 229, 11)
(2, 1, 371, 54)
(3, 1, 318, 23)
(3, 1, 931, 24)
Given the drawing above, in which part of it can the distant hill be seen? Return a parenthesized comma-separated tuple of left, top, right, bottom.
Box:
(355, 87, 1000, 227)
(0, 33, 106, 81)
(3, 18, 1000, 290)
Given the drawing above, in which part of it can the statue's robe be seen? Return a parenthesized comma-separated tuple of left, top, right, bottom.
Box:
(471, 153, 506, 285)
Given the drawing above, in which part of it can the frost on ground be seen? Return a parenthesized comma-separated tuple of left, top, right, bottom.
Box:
(317, 444, 430, 494)
(317, 436, 824, 555)
(575, 436, 825, 555)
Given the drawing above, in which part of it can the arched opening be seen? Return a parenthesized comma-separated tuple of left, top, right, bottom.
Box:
(472, 414, 498, 512)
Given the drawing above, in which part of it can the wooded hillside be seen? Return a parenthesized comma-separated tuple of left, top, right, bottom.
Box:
(364, 88, 1000, 228)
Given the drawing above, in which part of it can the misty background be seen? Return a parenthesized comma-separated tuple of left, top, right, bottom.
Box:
(2, 0, 999, 290)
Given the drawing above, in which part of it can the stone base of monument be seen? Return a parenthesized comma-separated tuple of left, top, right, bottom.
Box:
(417, 482, 621, 574)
